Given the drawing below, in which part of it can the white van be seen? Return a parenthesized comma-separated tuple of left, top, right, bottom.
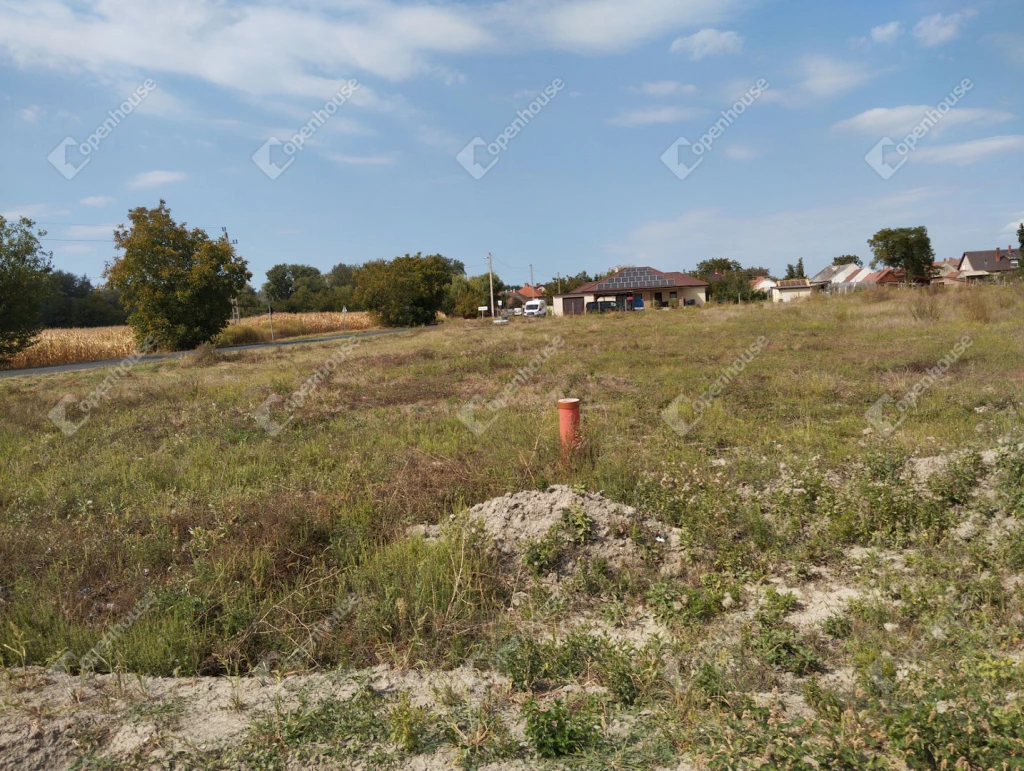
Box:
(523, 299, 547, 317)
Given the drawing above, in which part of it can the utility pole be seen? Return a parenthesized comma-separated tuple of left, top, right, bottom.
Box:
(222, 227, 240, 322)
(557, 272, 562, 294)
(488, 252, 495, 318)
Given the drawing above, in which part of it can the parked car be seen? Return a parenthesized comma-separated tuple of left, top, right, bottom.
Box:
(523, 299, 547, 317)
(585, 300, 620, 313)
(513, 307, 523, 316)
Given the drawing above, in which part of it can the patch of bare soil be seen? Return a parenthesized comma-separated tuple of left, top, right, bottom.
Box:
(0, 665, 509, 770)
(465, 485, 686, 579)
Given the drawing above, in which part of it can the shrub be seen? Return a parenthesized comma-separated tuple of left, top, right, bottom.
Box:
(354, 253, 458, 327)
(0, 216, 52, 362)
(495, 635, 545, 690)
(522, 697, 600, 758)
(927, 451, 983, 506)
(387, 693, 433, 753)
(561, 504, 594, 545)
(886, 677, 1024, 770)
(523, 526, 563, 576)
(106, 201, 251, 351)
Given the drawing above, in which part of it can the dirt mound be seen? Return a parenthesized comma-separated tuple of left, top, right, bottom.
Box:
(465, 485, 685, 577)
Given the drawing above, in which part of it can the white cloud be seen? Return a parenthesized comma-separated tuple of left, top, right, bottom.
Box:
(18, 105, 43, 122)
(0, 203, 53, 219)
(522, 0, 748, 53)
(638, 81, 698, 97)
(0, 0, 753, 99)
(871, 21, 903, 44)
(326, 153, 396, 165)
(723, 145, 758, 160)
(80, 196, 116, 207)
(606, 188, 944, 268)
(608, 106, 705, 126)
(1000, 211, 1024, 238)
(988, 33, 1024, 67)
(669, 28, 743, 59)
(832, 106, 1013, 137)
(913, 11, 976, 47)
(126, 170, 187, 189)
(796, 56, 873, 98)
(915, 136, 1024, 166)
(66, 224, 116, 238)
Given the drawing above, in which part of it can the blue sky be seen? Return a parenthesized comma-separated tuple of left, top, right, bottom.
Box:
(2, 0, 1022, 290)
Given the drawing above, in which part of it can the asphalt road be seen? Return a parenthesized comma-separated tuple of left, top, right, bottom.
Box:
(0, 328, 409, 380)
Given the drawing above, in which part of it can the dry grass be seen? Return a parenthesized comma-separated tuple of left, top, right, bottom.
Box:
(1, 326, 136, 370)
(216, 311, 375, 346)
(1, 312, 377, 371)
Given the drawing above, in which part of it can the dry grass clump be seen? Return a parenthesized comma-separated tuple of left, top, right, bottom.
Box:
(216, 312, 375, 346)
(1, 326, 137, 370)
(909, 289, 942, 322)
(958, 288, 993, 324)
(2, 312, 377, 370)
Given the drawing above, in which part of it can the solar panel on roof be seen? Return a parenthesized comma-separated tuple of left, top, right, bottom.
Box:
(594, 267, 672, 291)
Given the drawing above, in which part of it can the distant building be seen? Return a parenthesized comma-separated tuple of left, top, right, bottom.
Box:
(957, 247, 1020, 283)
(770, 278, 816, 303)
(509, 284, 546, 307)
(551, 266, 708, 316)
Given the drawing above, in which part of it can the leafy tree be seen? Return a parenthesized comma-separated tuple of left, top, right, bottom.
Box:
(39, 271, 127, 328)
(783, 258, 806, 279)
(353, 253, 453, 327)
(262, 264, 323, 303)
(0, 216, 52, 362)
(694, 258, 742, 279)
(106, 201, 251, 350)
(706, 265, 772, 303)
(833, 254, 862, 267)
(445, 272, 505, 316)
(868, 226, 936, 282)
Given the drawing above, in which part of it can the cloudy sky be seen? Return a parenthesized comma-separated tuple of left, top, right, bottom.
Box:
(2, 0, 1022, 287)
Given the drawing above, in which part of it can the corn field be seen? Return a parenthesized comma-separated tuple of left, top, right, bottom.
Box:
(2, 312, 376, 370)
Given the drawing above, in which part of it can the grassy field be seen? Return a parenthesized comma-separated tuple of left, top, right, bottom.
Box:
(1, 286, 1023, 768)
(1, 311, 376, 370)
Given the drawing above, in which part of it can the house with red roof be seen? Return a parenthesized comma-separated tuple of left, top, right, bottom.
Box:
(551, 266, 708, 316)
(508, 284, 546, 307)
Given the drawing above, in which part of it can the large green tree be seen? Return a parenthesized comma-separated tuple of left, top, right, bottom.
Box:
(694, 258, 742, 279)
(262, 264, 324, 303)
(0, 216, 52, 362)
(354, 253, 454, 327)
(783, 258, 806, 279)
(867, 226, 936, 282)
(106, 201, 251, 350)
(833, 254, 862, 267)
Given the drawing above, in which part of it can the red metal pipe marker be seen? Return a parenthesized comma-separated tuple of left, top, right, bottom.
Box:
(558, 398, 580, 456)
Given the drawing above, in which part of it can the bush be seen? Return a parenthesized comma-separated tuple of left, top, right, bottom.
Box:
(106, 201, 251, 351)
(522, 697, 599, 758)
(354, 253, 457, 327)
(886, 677, 1024, 770)
(0, 216, 52, 362)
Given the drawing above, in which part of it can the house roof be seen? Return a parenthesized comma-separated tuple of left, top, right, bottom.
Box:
(517, 284, 544, 299)
(776, 278, 810, 288)
(809, 265, 843, 284)
(960, 248, 1019, 272)
(560, 266, 708, 296)
(750, 276, 775, 290)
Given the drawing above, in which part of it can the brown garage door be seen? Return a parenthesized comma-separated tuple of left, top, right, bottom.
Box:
(563, 297, 585, 316)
